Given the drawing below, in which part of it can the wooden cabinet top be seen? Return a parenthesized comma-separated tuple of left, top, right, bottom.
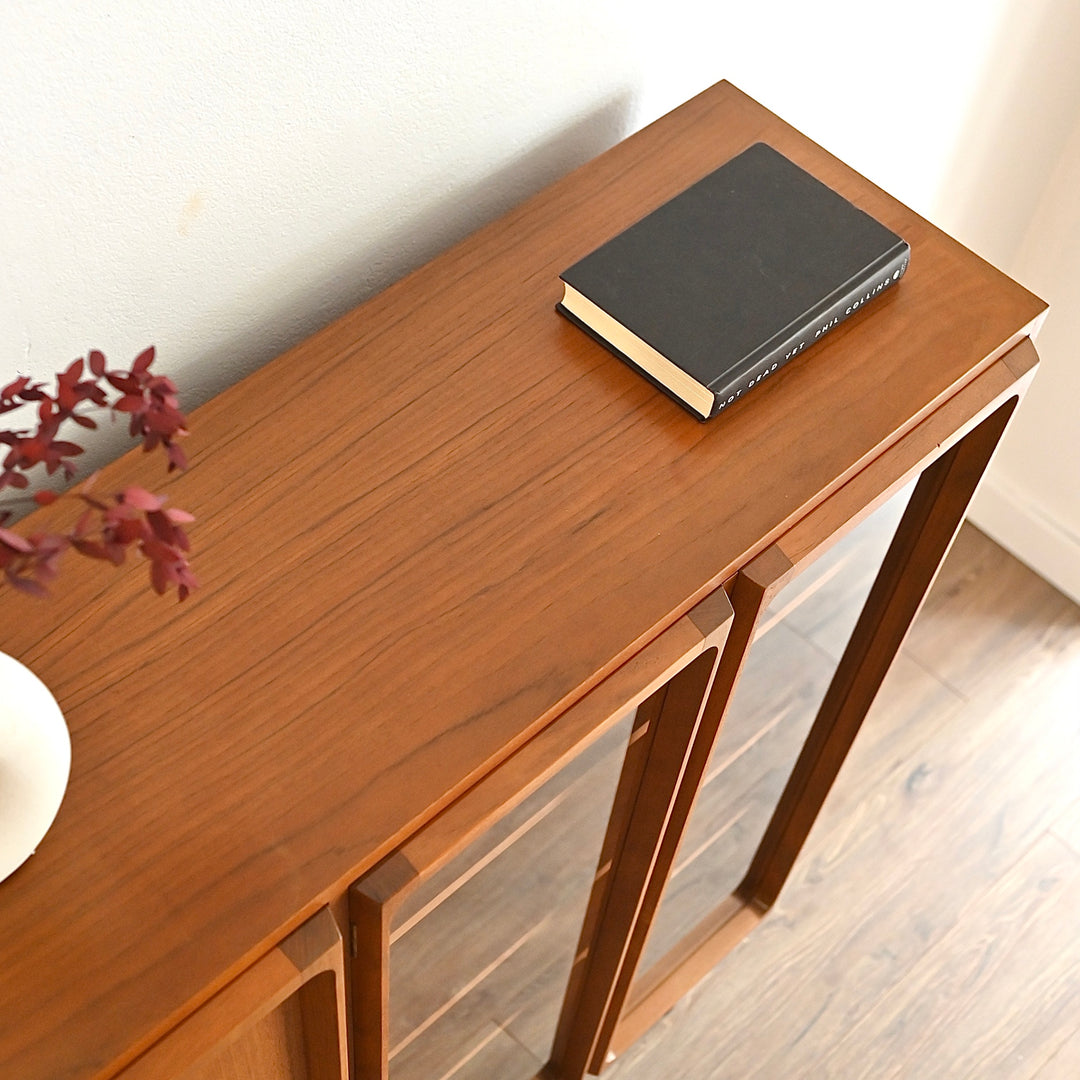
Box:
(0, 82, 1045, 1079)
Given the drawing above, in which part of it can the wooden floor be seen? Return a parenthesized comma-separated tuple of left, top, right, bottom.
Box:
(389, 500, 1080, 1080)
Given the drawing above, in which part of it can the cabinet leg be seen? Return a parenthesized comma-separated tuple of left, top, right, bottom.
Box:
(546, 645, 724, 1079)
(739, 397, 1018, 909)
(595, 396, 1021, 1064)
(586, 549, 792, 1066)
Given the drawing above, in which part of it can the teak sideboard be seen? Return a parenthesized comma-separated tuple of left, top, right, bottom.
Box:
(0, 82, 1046, 1080)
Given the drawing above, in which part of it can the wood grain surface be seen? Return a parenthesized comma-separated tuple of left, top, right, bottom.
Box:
(0, 81, 1046, 1079)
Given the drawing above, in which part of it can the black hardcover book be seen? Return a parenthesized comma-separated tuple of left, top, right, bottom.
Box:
(557, 142, 910, 419)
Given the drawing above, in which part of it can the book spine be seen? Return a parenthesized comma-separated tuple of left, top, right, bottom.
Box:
(708, 246, 911, 417)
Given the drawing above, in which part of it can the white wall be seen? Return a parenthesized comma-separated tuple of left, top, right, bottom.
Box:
(0, 0, 643, 430)
(3, 2, 1075, 599)
(932, 0, 1080, 604)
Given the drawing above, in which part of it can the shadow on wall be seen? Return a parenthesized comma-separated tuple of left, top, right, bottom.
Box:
(186, 92, 636, 408)
(935, 0, 1080, 269)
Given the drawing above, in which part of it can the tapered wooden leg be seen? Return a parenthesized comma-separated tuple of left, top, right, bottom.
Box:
(598, 396, 1022, 1065)
(546, 645, 724, 1079)
(546, 697, 661, 1076)
(588, 548, 792, 1067)
(546, 555, 782, 1078)
(739, 397, 1018, 909)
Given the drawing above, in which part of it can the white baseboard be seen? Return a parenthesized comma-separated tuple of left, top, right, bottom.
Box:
(968, 479, 1080, 607)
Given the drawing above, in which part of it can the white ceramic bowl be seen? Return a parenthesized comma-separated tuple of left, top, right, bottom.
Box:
(0, 652, 71, 883)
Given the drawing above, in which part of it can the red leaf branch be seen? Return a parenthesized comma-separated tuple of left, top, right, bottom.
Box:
(0, 348, 197, 601)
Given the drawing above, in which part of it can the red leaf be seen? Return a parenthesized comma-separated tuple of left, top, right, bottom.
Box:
(72, 538, 111, 560)
(141, 536, 178, 562)
(146, 510, 176, 545)
(122, 486, 164, 511)
(2, 348, 196, 602)
(5, 570, 49, 598)
(73, 509, 95, 536)
(0, 526, 34, 553)
(114, 394, 145, 414)
(114, 518, 145, 545)
(166, 443, 188, 471)
(49, 441, 85, 457)
(133, 346, 155, 374)
(106, 373, 139, 393)
(150, 559, 169, 594)
(36, 532, 68, 557)
(1, 375, 31, 400)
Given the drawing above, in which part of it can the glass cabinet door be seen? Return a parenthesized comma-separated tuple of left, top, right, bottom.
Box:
(387, 712, 634, 1080)
(638, 489, 912, 977)
(350, 590, 734, 1080)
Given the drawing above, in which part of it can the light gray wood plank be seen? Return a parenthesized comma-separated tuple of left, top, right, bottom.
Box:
(391, 1018, 543, 1080)
(904, 524, 1080, 697)
(1034, 1022, 1080, 1080)
(821, 835, 1080, 1080)
(1050, 798, 1080, 857)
